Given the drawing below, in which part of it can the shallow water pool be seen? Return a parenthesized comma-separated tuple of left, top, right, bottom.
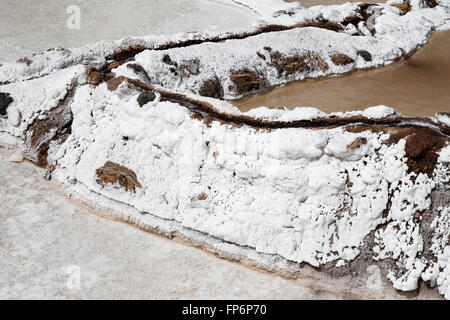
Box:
(0, 0, 255, 62)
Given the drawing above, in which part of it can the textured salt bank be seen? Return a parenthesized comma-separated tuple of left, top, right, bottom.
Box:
(1, 148, 444, 299)
(0, 0, 449, 299)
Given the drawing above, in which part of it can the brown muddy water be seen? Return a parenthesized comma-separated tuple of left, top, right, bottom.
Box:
(234, 30, 450, 116)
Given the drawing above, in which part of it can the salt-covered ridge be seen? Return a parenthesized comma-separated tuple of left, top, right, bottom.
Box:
(0, 0, 450, 298)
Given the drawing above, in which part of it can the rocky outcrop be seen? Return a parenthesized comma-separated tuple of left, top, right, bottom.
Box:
(96, 162, 142, 192)
(0, 92, 13, 116)
(331, 54, 355, 66)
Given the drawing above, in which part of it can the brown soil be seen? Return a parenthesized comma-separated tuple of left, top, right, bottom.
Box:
(425, 0, 438, 8)
(267, 50, 316, 76)
(96, 161, 142, 192)
(356, 50, 372, 62)
(17, 57, 32, 66)
(331, 54, 355, 66)
(392, 3, 411, 15)
(315, 55, 330, 71)
(229, 70, 265, 94)
(405, 129, 447, 178)
(197, 193, 208, 200)
(199, 79, 222, 98)
(86, 67, 103, 85)
(347, 137, 367, 149)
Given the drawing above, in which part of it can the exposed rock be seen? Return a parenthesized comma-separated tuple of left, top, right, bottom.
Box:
(0, 92, 13, 116)
(45, 164, 55, 180)
(96, 161, 142, 192)
(342, 3, 379, 32)
(404, 129, 447, 178)
(357, 50, 372, 62)
(127, 63, 151, 83)
(104, 61, 121, 72)
(331, 54, 355, 66)
(392, 3, 412, 15)
(137, 91, 156, 107)
(425, 0, 438, 8)
(315, 55, 329, 72)
(229, 70, 265, 94)
(197, 193, 208, 200)
(256, 51, 266, 60)
(86, 67, 102, 85)
(179, 59, 201, 77)
(107, 45, 148, 63)
(268, 50, 315, 76)
(24, 87, 75, 167)
(162, 54, 177, 67)
(199, 79, 222, 98)
(107, 76, 128, 91)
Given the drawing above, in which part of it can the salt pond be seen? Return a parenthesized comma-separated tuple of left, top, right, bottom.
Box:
(0, 0, 255, 62)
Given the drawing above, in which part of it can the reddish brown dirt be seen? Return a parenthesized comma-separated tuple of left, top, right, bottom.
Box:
(96, 161, 142, 192)
(392, 3, 411, 15)
(197, 193, 208, 200)
(405, 129, 448, 178)
(199, 79, 222, 98)
(229, 70, 265, 94)
(86, 67, 103, 85)
(267, 50, 316, 76)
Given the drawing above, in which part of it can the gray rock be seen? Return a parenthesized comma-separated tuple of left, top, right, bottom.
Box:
(137, 91, 156, 107)
(357, 50, 372, 62)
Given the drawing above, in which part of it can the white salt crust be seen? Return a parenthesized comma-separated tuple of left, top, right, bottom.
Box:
(0, 1, 449, 298)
